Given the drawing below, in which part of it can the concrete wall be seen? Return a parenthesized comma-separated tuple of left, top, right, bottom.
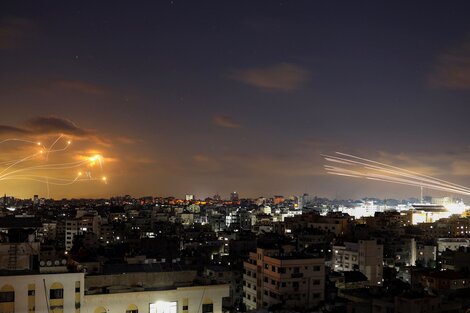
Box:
(0, 273, 229, 313)
(83, 284, 229, 313)
(0, 272, 84, 313)
(85, 271, 197, 290)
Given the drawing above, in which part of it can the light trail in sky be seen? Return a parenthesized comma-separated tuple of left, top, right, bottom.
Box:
(0, 135, 108, 196)
(322, 152, 470, 196)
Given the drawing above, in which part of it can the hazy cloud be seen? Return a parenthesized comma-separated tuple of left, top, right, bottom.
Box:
(0, 125, 29, 136)
(0, 17, 35, 49)
(24, 116, 88, 136)
(0, 116, 111, 146)
(213, 114, 241, 129)
(116, 135, 139, 145)
(430, 40, 470, 89)
(230, 63, 310, 91)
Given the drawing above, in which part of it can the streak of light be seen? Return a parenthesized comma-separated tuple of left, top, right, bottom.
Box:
(322, 152, 470, 197)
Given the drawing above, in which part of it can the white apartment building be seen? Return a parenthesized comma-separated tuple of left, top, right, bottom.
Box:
(332, 239, 383, 285)
(0, 272, 229, 313)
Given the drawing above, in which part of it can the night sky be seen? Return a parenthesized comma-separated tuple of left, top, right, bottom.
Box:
(1, 1, 470, 200)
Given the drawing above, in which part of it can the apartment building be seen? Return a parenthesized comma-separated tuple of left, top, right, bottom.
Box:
(332, 239, 383, 285)
(243, 245, 325, 310)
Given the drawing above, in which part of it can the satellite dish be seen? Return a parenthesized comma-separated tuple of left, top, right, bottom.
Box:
(40, 261, 45, 266)
(46, 261, 52, 266)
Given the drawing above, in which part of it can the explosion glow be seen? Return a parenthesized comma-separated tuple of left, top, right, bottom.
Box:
(0, 135, 108, 195)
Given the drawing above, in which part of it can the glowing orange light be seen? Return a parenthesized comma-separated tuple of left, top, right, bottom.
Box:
(89, 154, 102, 162)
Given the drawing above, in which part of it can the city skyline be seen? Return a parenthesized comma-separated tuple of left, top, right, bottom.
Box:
(2, 1, 470, 199)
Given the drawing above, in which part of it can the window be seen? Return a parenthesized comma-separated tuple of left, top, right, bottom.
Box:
(29, 288, 36, 313)
(278, 267, 286, 273)
(264, 263, 269, 269)
(313, 280, 321, 285)
(313, 266, 321, 271)
(271, 265, 276, 272)
(50, 288, 63, 299)
(202, 304, 213, 313)
(0, 291, 14, 302)
(126, 304, 139, 313)
(75, 281, 81, 312)
(182, 306, 188, 310)
(313, 293, 321, 299)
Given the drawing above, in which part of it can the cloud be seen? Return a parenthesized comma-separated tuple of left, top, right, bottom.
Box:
(430, 40, 470, 90)
(213, 114, 241, 129)
(451, 160, 470, 176)
(24, 116, 88, 136)
(0, 125, 29, 136)
(0, 116, 110, 146)
(229, 63, 310, 91)
(116, 136, 139, 145)
(0, 17, 35, 49)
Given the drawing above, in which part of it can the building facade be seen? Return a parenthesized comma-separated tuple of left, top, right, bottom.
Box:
(243, 246, 325, 310)
(332, 240, 383, 285)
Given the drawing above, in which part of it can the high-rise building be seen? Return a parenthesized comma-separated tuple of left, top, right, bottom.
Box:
(33, 195, 39, 206)
(332, 239, 383, 285)
(243, 245, 325, 310)
(230, 191, 239, 202)
(65, 214, 101, 251)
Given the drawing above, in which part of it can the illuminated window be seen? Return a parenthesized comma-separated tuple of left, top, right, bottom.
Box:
(149, 301, 177, 313)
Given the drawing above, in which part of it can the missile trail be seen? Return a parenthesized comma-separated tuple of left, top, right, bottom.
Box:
(323, 152, 470, 197)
